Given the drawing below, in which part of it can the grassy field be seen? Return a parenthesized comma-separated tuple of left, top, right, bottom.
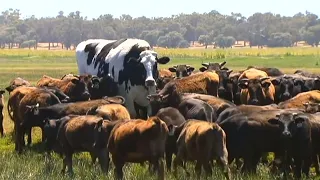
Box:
(0, 48, 319, 179)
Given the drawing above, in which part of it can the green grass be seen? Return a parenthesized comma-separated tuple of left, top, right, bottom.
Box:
(0, 51, 319, 179)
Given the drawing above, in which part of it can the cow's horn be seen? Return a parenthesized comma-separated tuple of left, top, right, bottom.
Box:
(202, 63, 209, 67)
(260, 77, 270, 82)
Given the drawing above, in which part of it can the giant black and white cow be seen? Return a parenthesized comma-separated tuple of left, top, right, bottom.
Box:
(76, 38, 171, 118)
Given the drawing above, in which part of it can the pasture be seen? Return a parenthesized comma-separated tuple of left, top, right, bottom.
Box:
(0, 47, 319, 179)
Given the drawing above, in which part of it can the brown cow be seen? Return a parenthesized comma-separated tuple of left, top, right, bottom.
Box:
(172, 120, 231, 179)
(238, 68, 276, 105)
(107, 116, 173, 180)
(156, 71, 219, 98)
(86, 104, 130, 121)
(56, 115, 110, 174)
(0, 90, 5, 137)
(158, 69, 173, 78)
(304, 102, 320, 113)
(5, 77, 31, 94)
(36, 74, 92, 101)
(278, 90, 320, 109)
(15, 88, 61, 152)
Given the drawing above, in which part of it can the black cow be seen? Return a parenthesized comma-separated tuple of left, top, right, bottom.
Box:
(168, 65, 195, 78)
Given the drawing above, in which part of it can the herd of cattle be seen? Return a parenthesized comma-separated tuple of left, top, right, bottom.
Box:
(1, 38, 320, 179)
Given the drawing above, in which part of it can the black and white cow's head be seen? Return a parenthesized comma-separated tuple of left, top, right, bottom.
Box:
(126, 49, 170, 92)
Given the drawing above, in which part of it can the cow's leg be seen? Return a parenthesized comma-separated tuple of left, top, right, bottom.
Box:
(27, 127, 32, 146)
(126, 98, 137, 119)
(0, 113, 4, 137)
(195, 161, 202, 179)
(165, 150, 173, 171)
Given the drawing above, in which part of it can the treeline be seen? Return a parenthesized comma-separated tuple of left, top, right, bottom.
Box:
(1, 9, 320, 49)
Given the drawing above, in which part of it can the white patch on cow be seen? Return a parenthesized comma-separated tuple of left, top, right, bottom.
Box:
(140, 50, 158, 86)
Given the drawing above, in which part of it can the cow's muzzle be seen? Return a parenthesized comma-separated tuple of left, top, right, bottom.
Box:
(145, 80, 156, 87)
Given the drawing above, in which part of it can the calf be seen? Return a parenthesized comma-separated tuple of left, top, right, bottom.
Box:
(172, 120, 231, 179)
(199, 61, 227, 72)
(0, 90, 5, 137)
(86, 104, 130, 121)
(36, 74, 92, 102)
(238, 68, 275, 105)
(168, 65, 195, 78)
(155, 107, 186, 170)
(107, 116, 172, 180)
(56, 115, 110, 174)
(158, 69, 173, 78)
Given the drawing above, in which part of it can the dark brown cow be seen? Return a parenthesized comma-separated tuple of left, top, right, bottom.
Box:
(23, 96, 126, 125)
(155, 107, 186, 170)
(5, 77, 31, 94)
(229, 72, 241, 105)
(15, 88, 61, 153)
(182, 93, 236, 117)
(168, 65, 195, 78)
(36, 74, 92, 101)
(86, 104, 130, 121)
(246, 66, 284, 76)
(294, 70, 320, 78)
(0, 90, 5, 137)
(199, 61, 227, 72)
(107, 116, 172, 180)
(55, 115, 110, 174)
(238, 68, 275, 105)
(172, 120, 231, 179)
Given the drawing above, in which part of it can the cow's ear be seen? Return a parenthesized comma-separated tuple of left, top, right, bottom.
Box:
(238, 82, 248, 89)
(261, 81, 271, 88)
(168, 67, 177, 72)
(199, 67, 207, 72)
(187, 67, 195, 72)
(294, 79, 304, 86)
(0, 90, 5, 94)
(157, 57, 170, 64)
(5, 86, 13, 92)
(71, 78, 79, 84)
(271, 78, 281, 86)
(268, 118, 279, 125)
(294, 116, 306, 125)
(219, 61, 226, 67)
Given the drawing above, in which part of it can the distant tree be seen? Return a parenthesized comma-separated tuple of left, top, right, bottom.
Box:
(268, 32, 293, 47)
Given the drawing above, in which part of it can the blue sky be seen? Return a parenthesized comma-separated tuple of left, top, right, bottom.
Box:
(2, 0, 320, 19)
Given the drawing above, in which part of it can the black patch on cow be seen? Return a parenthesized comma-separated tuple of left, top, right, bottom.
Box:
(84, 43, 99, 65)
(112, 67, 115, 77)
(118, 44, 158, 92)
(92, 39, 127, 76)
